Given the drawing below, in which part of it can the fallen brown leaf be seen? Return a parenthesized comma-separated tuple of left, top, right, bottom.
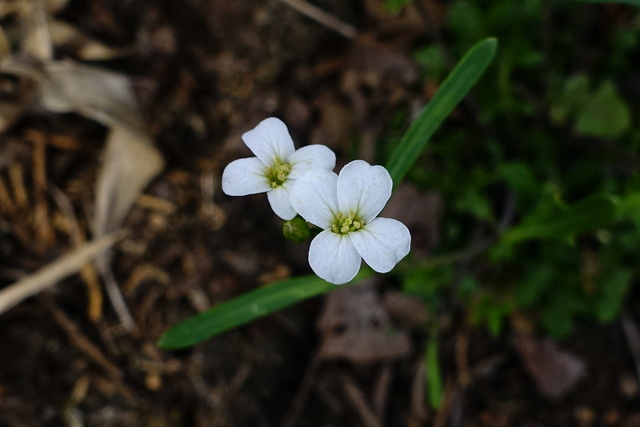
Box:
(317, 279, 412, 363)
(515, 336, 586, 399)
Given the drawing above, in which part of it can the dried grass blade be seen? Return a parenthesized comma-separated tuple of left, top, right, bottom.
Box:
(0, 232, 124, 315)
(39, 60, 164, 330)
(20, 0, 52, 61)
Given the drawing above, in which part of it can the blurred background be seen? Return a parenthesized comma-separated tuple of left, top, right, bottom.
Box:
(1, 0, 640, 425)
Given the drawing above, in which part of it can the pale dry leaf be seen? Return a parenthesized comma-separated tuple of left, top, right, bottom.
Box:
(90, 91, 162, 331)
(45, 0, 70, 15)
(0, 0, 22, 20)
(38, 60, 165, 234)
(49, 20, 134, 61)
(20, 0, 53, 61)
(0, 232, 124, 315)
(93, 124, 164, 236)
(40, 60, 145, 131)
(317, 279, 412, 363)
(0, 24, 9, 60)
(39, 59, 163, 330)
(0, 57, 42, 133)
(515, 336, 586, 399)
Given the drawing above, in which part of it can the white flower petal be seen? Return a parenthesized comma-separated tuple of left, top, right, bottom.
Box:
(221, 157, 271, 195)
(288, 144, 336, 179)
(309, 230, 362, 285)
(289, 170, 339, 229)
(242, 118, 295, 166)
(267, 186, 296, 220)
(337, 160, 393, 222)
(350, 218, 411, 273)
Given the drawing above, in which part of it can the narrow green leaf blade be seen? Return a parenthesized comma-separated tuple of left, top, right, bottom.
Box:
(425, 335, 443, 409)
(568, 0, 640, 6)
(386, 37, 498, 184)
(158, 270, 373, 349)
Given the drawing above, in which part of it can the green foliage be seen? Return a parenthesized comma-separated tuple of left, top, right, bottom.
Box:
(552, 76, 632, 138)
(159, 270, 373, 349)
(413, 46, 447, 80)
(492, 192, 617, 259)
(384, 0, 413, 14)
(469, 289, 513, 336)
(402, 265, 453, 305)
(398, 0, 640, 339)
(572, 0, 640, 6)
(387, 38, 498, 185)
(425, 335, 444, 409)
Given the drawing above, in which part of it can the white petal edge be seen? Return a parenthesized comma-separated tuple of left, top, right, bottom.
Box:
(309, 230, 362, 285)
(289, 169, 339, 229)
(267, 186, 297, 220)
(337, 160, 392, 222)
(349, 217, 411, 273)
(242, 118, 296, 166)
(288, 144, 336, 179)
(221, 157, 271, 196)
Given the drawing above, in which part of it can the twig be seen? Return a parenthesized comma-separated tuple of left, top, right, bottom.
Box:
(0, 232, 124, 315)
(372, 365, 392, 424)
(49, 184, 104, 322)
(278, 0, 357, 39)
(97, 260, 136, 331)
(408, 360, 429, 427)
(341, 375, 381, 427)
(30, 130, 55, 250)
(9, 162, 28, 208)
(455, 325, 471, 388)
(46, 300, 122, 381)
(280, 355, 321, 427)
(432, 379, 455, 427)
(621, 314, 640, 384)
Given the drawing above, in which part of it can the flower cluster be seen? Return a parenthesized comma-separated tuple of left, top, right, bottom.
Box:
(222, 117, 411, 285)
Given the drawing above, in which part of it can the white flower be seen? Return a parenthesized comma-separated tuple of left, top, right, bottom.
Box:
(222, 118, 336, 220)
(290, 160, 411, 285)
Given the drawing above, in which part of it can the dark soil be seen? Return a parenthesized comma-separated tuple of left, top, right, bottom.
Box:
(1, 1, 640, 426)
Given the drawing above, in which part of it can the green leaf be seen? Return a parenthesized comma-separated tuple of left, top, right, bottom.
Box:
(470, 292, 511, 336)
(616, 192, 640, 226)
(575, 81, 631, 138)
(593, 269, 632, 323)
(514, 265, 554, 307)
(498, 162, 540, 211)
(158, 270, 373, 349)
(498, 193, 616, 249)
(386, 37, 498, 185)
(413, 45, 447, 80)
(384, 0, 412, 14)
(448, 0, 485, 40)
(566, 0, 640, 6)
(550, 74, 590, 125)
(425, 335, 443, 409)
(542, 300, 575, 338)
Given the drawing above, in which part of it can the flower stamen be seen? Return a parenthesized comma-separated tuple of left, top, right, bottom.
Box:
(265, 157, 291, 188)
(331, 211, 364, 235)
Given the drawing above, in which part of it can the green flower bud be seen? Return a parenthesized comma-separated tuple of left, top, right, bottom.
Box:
(282, 216, 311, 243)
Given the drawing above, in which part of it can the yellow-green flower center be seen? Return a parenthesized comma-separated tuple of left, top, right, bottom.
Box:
(331, 211, 365, 235)
(265, 157, 291, 188)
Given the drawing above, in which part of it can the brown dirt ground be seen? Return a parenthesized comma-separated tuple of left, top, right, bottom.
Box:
(1, 0, 640, 426)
